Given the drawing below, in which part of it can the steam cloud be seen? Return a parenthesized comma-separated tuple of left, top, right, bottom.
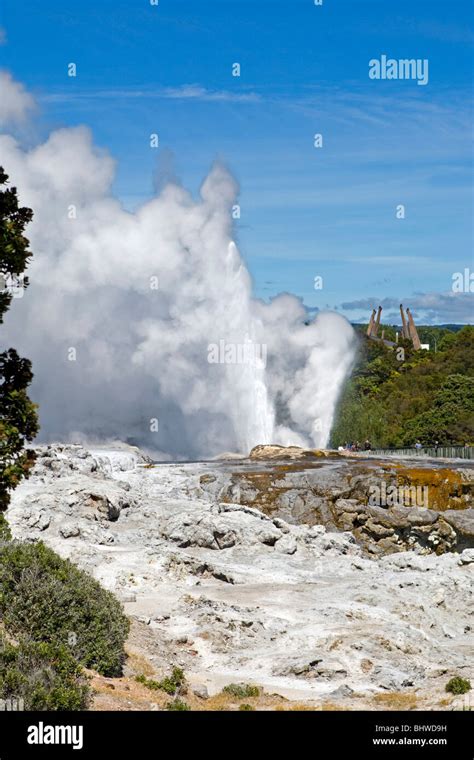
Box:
(1, 73, 356, 459)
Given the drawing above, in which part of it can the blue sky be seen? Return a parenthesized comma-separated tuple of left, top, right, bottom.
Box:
(1, 0, 473, 323)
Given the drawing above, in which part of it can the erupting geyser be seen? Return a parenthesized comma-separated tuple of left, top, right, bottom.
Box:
(1, 73, 356, 458)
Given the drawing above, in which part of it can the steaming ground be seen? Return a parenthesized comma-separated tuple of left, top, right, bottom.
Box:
(1, 71, 356, 459)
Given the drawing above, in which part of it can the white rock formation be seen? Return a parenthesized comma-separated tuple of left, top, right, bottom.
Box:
(6, 443, 473, 704)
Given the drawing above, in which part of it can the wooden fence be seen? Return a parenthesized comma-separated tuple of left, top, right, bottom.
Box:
(368, 446, 474, 460)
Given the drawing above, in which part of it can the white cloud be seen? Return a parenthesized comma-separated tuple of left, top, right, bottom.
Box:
(341, 292, 474, 323)
(41, 84, 261, 105)
(163, 84, 261, 103)
(0, 70, 35, 125)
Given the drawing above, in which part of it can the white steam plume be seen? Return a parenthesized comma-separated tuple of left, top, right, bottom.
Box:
(1, 74, 356, 458)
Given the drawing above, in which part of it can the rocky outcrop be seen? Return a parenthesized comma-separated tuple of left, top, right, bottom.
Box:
(249, 444, 331, 460)
(199, 458, 474, 556)
(14, 445, 140, 546)
(33, 442, 152, 478)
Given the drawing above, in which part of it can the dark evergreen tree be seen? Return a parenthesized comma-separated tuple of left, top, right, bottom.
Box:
(0, 167, 38, 512)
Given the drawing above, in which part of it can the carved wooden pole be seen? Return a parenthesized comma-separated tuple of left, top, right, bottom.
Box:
(400, 304, 409, 339)
(406, 308, 421, 350)
(367, 309, 376, 337)
(372, 306, 382, 337)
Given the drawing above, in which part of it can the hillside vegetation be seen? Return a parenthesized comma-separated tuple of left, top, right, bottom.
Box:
(331, 325, 474, 449)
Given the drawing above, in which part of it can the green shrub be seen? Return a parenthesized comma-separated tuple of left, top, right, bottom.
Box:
(0, 513, 11, 542)
(159, 667, 185, 695)
(222, 683, 260, 698)
(446, 676, 471, 695)
(0, 541, 129, 676)
(135, 666, 185, 695)
(239, 703, 255, 711)
(166, 697, 190, 711)
(0, 635, 90, 710)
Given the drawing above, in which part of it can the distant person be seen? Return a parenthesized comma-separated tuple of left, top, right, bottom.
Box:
(415, 440, 422, 451)
(434, 440, 439, 455)
(354, 441, 361, 452)
(364, 439, 371, 451)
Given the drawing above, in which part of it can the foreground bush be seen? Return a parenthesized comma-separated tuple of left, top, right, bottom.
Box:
(222, 683, 260, 698)
(135, 666, 185, 695)
(166, 697, 190, 711)
(445, 676, 471, 695)
(0, 635, 90, 710)
(0, 541, 129, 676)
